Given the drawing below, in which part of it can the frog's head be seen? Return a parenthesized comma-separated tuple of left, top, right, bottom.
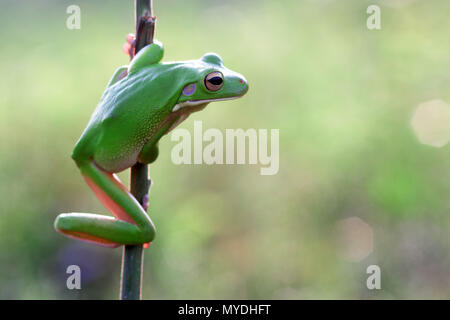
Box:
(172, 53, 248, 113)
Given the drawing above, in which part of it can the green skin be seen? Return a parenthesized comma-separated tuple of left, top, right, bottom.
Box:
(54, 40, 248, 247)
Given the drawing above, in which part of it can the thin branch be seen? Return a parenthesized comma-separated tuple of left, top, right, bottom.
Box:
(120, 0, 156, 300)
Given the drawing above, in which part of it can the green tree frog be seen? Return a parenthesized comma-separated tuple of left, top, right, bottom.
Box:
(54, 40, 248, 248)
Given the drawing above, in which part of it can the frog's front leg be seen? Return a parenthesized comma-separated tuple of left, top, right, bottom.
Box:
(55, 160, 155, 247)
(138, 143, 159, 164)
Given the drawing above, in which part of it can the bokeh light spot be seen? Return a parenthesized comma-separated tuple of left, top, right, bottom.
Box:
(411, 99, 450, 148)
(335, 217, 374, 262)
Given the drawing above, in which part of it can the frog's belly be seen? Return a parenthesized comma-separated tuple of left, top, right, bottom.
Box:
(93, 144, 142, 173)
(91, 116, 162, 173)
(91, 104, 202, 172)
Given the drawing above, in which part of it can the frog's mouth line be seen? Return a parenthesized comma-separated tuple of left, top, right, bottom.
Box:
(171, 96, 239, 113)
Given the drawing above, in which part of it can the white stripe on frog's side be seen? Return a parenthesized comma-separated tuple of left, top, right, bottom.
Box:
(171, 97, 239, 112)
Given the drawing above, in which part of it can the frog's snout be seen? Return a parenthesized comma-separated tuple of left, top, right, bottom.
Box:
(238, 76, 249, 96)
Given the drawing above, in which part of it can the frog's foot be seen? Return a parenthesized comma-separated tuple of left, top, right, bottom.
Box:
(122, 33, 136, 59)
(55, 160, 155, 247)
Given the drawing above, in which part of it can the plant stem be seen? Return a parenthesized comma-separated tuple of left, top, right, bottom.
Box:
(120, 0, 155, 300)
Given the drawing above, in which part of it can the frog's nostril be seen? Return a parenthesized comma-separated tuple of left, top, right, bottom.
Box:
(240, 82, 249, 95)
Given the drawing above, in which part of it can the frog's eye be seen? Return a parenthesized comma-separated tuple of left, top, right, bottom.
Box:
(204, 72, 223, 91)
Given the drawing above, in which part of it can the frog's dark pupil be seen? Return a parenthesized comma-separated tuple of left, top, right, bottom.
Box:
(208, 77, 223, 85)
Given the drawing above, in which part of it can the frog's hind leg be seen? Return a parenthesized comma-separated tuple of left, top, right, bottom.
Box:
(55, 213, 148, 247)
(55, 160, 155, 247)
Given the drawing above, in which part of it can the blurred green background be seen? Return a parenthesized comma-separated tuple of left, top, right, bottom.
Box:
(0, 0, 449, 299)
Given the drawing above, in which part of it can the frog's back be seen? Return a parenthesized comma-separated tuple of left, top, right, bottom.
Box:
(72, 63, 192, 172)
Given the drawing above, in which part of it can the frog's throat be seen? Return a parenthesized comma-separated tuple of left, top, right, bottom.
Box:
(171, 96, 239, 113)
(165, 102, 208, 134)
